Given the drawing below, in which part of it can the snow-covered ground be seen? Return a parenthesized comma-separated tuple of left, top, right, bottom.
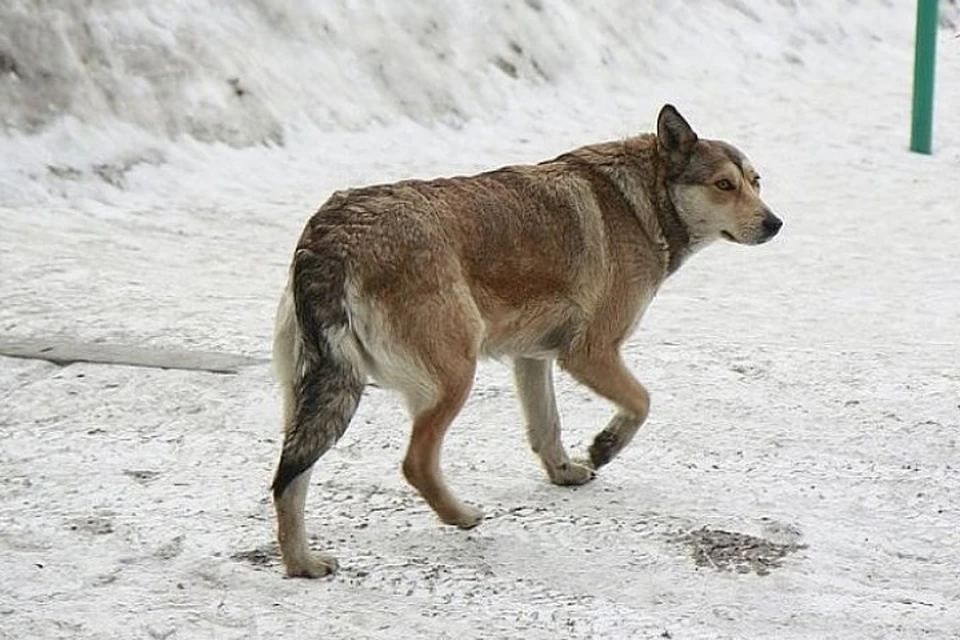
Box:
(2, 2, 959, 638)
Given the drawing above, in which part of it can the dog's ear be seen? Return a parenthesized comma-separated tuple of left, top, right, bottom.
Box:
(657, 104, 698, 170)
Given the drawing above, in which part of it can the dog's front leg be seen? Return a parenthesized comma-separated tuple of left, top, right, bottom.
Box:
(514, 357, 595, 485)
(560, 349, 650, 470)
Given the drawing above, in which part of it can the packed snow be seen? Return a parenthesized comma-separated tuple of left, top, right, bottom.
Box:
(1, 1, 959, 638)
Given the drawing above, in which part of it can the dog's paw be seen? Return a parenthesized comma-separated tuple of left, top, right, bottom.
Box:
(284, 552, 339, 578)
(442, 504, 485, 530)
(547, 460, 596, 486)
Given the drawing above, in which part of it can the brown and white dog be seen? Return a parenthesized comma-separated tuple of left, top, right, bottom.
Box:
(270, 105, 782, 577)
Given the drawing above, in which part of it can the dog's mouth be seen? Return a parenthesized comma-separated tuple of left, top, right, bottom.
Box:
(755, 232, 776, 245)
(721, 231, 737, 242)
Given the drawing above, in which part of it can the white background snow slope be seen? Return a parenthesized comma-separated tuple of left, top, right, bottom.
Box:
(1, 1, 959, 638)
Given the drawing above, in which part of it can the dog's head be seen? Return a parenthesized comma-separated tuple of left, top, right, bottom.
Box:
(657, 104, 782, 246)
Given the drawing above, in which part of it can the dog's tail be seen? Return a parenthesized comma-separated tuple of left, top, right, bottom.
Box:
(271, 248, 364, 500)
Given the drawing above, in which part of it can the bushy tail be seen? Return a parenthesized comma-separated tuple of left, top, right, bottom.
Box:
(271, 248, 363, 500)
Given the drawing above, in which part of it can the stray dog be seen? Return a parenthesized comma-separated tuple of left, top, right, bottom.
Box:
(271, 105, 782, 577)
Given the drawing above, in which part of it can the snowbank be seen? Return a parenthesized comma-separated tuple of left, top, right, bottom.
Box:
(5, 0, 955, 208)
(0, 1, 939, 146)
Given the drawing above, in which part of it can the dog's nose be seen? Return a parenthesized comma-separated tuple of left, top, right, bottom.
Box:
(762, 213, 783, 238)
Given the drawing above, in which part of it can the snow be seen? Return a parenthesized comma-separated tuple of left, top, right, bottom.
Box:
(1, 1, 959, 638)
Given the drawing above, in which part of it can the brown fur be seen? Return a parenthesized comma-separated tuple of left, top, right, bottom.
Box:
(270, 105, 782, 577)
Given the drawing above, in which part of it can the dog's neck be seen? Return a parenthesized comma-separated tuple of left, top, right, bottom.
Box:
(553, 139, 696, 278)
(613, 136, 696, 276)
(651, 158, 692, 276)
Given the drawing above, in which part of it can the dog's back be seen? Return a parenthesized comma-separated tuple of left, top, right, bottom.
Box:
(296, 139, 668, 355)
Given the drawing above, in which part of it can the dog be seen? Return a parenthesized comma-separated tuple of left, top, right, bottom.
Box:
(270, 104, 782, 577)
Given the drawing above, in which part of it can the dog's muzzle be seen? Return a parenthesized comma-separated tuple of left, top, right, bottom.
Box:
(759, 212, 783, 243)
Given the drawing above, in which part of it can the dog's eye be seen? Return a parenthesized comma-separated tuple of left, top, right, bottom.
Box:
(715, 179, 735, 191)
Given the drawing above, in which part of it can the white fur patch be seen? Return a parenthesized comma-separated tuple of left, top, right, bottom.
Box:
(341, 279, 439, 415)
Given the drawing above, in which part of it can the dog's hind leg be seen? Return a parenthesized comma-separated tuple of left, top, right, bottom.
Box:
(402, 363, 483, 529)
(384, 289, 484, 529)
(560, 349, 650, 471)
(272, 354, 361, 577)
(271, 264, 363, 578)
(514, 357, 594, 486)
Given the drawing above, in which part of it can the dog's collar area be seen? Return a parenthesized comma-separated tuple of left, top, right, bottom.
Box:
(658, 199, 690, 275)
(653, 167, 691, 276)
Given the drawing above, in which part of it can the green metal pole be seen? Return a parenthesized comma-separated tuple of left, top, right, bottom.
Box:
(910, 0, 938, 154)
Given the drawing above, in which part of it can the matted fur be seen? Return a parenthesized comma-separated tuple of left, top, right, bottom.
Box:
(270, 105, 782, 577)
